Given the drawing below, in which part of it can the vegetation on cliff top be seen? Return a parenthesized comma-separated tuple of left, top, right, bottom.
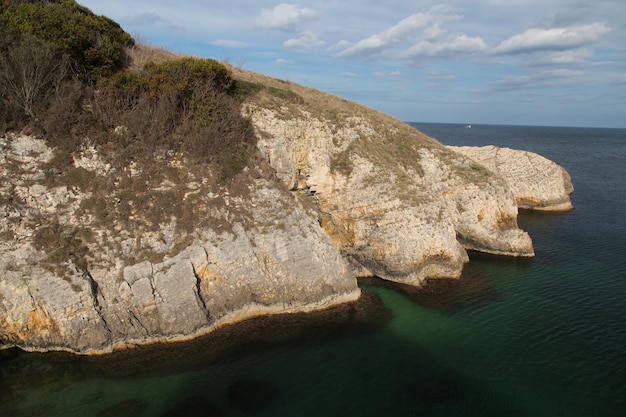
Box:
(0, 0, 258, 179)
(0, 0, 264, 269)
(0, 0, 458, 272)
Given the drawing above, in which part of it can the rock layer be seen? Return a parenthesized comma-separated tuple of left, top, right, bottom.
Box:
(448, 145, 574, 211)
(0, 134, 358, 354)
(246, 105, 534, 287)
(0, 72, 573, 354)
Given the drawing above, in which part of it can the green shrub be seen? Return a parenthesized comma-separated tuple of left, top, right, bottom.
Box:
(88, 57, 257, 178)
(146, 57, 234, 95)
(232, 80, 265, 101)
(1, 5, 257, 181)
(1, 0, 134, 80)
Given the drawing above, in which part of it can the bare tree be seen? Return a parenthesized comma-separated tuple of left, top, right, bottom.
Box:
(0, 37, 69, 118)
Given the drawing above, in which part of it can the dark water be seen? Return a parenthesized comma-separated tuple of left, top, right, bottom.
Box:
(2, 123, 625, 417)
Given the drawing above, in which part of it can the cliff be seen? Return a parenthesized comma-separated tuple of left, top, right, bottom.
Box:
(0, 133, 358, 354)
(0, 68, 571, 354)
(448, 145, 574, 211)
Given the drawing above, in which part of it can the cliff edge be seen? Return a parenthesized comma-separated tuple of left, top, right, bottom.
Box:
(0, 64, 574, 354)
(448, 145, 574, 211)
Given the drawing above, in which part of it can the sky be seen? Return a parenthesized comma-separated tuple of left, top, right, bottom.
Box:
(78, 1, 626, 128)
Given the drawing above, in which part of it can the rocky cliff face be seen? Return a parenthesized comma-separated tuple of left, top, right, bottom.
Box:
(246, 104, 533, 286)
(448, 145, 574, 211)
(0, 71, 570, 354)
(0, 134, 358, 354)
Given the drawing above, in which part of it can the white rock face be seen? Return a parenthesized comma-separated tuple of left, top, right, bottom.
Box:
(0, 84, 571, 354)
(246, 106, 534, 286)
(448, 145, 574, 211)
(0, 134, 358, 354)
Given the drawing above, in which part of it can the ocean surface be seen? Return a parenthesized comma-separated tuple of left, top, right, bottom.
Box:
(1, 123, 625, 417)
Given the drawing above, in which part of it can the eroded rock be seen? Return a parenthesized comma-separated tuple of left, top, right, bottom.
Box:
(448, 145, 574, 211)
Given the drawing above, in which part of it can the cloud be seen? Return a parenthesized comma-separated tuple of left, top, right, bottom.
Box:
(333, 7, 490, 61)
(284, 31, 326, 50)
(488, 68, 586, 92)
(532, 48, 593, 65)
(340, 72, 357, 78)
(403, 34, 487, 58)
(275, 58, 293, 65)
(426, 71, 457, 82)
(492, 22, 611, 55)
(255, 3, 319, 31)
(374, 71, 403, 81)
(608, 74, 626, 86)
(336, 10, 462, 59)
(127, 12, 168, 26)
(209, 40, 249, 48)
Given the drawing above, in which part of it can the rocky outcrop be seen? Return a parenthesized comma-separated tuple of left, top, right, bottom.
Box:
(1, 72, 573, 355)
(448, 145, 574, 211)
(245, 104, 534, 287)
(0, 134, 358, 354)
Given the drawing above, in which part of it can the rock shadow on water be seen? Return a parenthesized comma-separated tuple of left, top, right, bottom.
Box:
(399, 362, 464, 405)
(159, 395, 222, 417)
(359, 261, 505, 314)
(227, 380, 279, 414)
(74, 289, 392, 379)
(97, 398, 146, 417)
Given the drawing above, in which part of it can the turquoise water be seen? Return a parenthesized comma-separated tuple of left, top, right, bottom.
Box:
(1, 124, 625, 417)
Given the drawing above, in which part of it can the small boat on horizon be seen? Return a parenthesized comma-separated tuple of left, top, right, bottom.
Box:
(465, 124, 472, 129)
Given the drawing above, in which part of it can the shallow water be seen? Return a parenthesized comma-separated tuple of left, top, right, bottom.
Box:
(1, 124, 625, 417)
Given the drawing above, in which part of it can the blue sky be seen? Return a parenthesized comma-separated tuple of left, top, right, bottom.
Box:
(79, 1, 626, 128)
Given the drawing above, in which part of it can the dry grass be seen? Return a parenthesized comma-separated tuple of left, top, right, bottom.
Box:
(124, 43, 184, 72)
(230, 64, 494, 194)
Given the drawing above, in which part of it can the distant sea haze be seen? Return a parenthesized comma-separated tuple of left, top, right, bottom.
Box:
(2, 124, 625, 416)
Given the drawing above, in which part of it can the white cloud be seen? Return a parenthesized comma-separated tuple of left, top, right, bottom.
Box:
(488, 68, 586, 92)
(340, 72, 357, 78)
(255, 3, 319, 31)
(327, 40, 352, 52)
(275, 58, 293, 65)
(426, 71, 457, 82)
(374, 71, 403, 80)
(532, 49, 593, 65)
(209, 40, 249, 48)
(336, 10, 462, 59)
(492, 22, 611, 55)
(284, 31, 326, 50)
(403, 34, 487, 58)
(127, 12, 168, 26)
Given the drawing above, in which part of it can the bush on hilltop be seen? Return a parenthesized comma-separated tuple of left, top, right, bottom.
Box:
(1, 0, 133, 80)
(0, 1, 257, 180)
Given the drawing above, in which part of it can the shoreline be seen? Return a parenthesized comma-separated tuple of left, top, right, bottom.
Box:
(2, 289, 362, 356)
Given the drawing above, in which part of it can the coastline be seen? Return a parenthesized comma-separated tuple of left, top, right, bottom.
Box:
(4, 289, 362, 356)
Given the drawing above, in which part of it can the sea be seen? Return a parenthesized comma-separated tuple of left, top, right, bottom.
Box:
(1, 123, 625, 417)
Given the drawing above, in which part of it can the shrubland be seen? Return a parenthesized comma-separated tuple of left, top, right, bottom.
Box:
(0, 0, 266, 267)
(1, 0, 258, 178)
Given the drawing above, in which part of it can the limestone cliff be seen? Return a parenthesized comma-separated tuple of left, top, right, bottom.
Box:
(0, 134, 358, 354)
(0, 69, 572, 354)
(246, 106, 534, 287)
(448, 145, 574, 211)
(236, 69, 534, 286)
